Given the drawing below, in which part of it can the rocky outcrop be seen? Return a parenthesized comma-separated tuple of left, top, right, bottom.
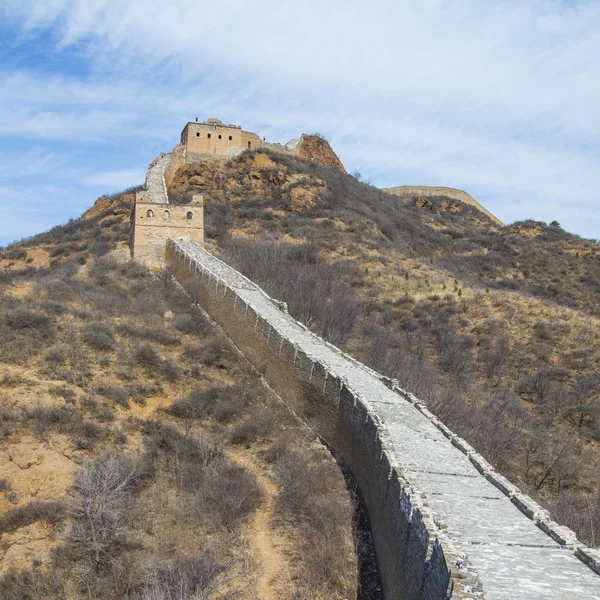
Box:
(293, 134, 346, 173)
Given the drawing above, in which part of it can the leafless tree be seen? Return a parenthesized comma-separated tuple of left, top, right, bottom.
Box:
(540, 382, 568, 426)
(66, 452, 142, 572)
(479, 335, 511, 385)
(569, 372, 600, 428)
(470, 388, 527, 467)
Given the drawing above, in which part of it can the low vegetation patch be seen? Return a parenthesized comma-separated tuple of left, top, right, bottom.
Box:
(0, 193, 360, 599)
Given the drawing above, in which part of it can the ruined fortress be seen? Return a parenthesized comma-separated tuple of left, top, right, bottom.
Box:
(181, 118, 263, 160)
(128, 120, 600, 599)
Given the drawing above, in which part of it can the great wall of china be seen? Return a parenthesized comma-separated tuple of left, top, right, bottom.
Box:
(383, 186, 504, 227)
(132, 145, 600, 600)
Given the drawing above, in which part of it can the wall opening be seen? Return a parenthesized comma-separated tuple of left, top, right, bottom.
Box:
(248, 141, 252, 148)
(146, 209, 154, 218)
(196, 132, 200, 137)
(163, 210, 170, 220)
(186, 211, 193, 220)
(207, 133, 211, 139)
(218, 134, 222, 140)
(228, 135, 233, 141)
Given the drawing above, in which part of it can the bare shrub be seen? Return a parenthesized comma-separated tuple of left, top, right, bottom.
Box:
(162, 359, 180, 382)
(2, 246, 27, 260)
(44, 344, 68, 364)
(4, 309, 53, 336)
(221, 237, 361, 345)
(82, 322, 116, 351)
(133, 344, 162, 370)
(229, 413, 276, 445)
(138, 553, 225, 600)
(66, 452, 144, 571)
(534, 320, 555, 341)
(174, 312, 209, 335)
(146, 425, 221, 491)
(41, 279, 77, 302)
(97, 382, 130, 407)
(118, 323, 178, 346)
(273, 447, 357, 597)
(568, 372, 600, 428)
(435, 324, 475, 385)
(183, 340, 235, 369)
(70, 420, 104, 450)
(466, 388, 528, 469)
(24, 404, 83, 435)
(0, 565, 64, 600)
(168, 387, 221, 429)
(195, 462, 261, 530)
(212, 394, 247, 423)
(0, 501, 65, 534)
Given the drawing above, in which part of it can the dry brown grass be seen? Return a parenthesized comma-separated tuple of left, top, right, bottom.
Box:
(164, 148, 600, 546)
(0, 196, 359, 599)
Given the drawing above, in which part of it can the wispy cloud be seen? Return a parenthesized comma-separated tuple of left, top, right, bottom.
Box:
(81, 169, 145, 189)
(0, 0, 599, 244)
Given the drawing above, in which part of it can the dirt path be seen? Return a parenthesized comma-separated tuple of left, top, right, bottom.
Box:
(227, 449, 283, 599)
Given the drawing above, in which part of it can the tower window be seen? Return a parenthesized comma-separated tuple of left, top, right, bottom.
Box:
(186, 211, 193, 220)
(146, 209, 154, 218)
(196, 132, 200, 137)
(228, 135, 233, 140)
(207, 133, 211, 138)
(218, 134, 222, 139)
(248, 141, 252, 148)
(163, 210, 170, 220)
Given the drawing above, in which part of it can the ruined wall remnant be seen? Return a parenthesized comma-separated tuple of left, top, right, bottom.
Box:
(166, 240, 600, 600)
(384, 185, 503, 226)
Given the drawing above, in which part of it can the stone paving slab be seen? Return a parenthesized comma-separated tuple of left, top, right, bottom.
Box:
(175, 240, 600, 600)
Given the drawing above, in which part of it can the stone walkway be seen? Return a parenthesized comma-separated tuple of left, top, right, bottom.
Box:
(145, 153, 171, 204)
(176, 240, 600, 600)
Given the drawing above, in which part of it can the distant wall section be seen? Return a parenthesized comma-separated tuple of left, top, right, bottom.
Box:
(384, 186, 503, 226)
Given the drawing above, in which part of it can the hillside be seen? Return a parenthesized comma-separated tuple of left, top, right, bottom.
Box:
(168, 147, 600, 547)
(0, 193, 361, 599)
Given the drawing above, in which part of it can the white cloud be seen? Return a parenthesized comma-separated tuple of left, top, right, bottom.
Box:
(0, 0, 599, 239)
(81, 168, 145, 189)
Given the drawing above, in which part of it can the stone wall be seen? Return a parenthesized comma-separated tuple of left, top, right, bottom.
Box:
(384, 186, 503, 226)
(165, 239, 600, 600)
(166, 241, 463, 600)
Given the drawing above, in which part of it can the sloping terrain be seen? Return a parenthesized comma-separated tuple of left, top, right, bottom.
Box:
(0, 193, 359, 599)
(169, 148, 600, 547)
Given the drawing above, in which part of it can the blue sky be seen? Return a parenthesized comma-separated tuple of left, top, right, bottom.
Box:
(1, 0, 599, 245)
